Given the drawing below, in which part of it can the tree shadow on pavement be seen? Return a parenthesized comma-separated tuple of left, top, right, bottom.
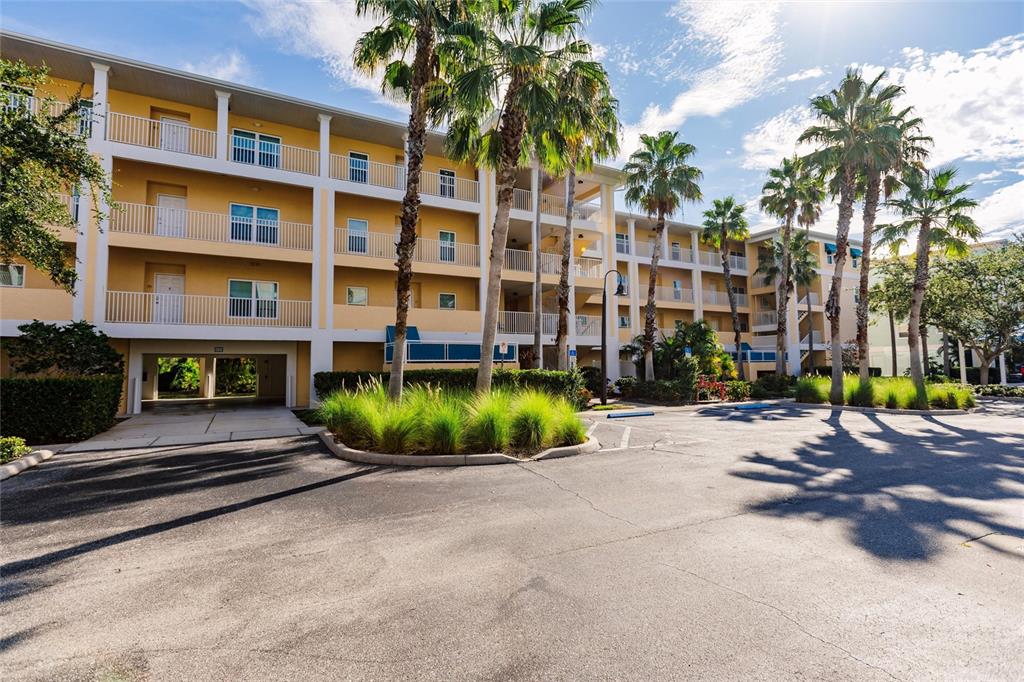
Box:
(731, 408, 1024, 561)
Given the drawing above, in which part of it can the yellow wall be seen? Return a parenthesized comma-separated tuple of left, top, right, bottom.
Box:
(107, 247, 312, 300)
(109, 89, 217, 131)
(112, 159, 314, 224)
(37, 76, 94, 101)
(334, 267, 478, 310)
(334, 195, 478, 244)
(330, 135, 476, 183)
(333, 341, 384, 372)
(229, 113, 319, 152)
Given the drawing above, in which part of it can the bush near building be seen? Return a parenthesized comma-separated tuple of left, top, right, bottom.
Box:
(315, 368, 589, 408)
(793, 375, 975, 410)
(1, 436, 31, 463)
(1, 375, 123, 443)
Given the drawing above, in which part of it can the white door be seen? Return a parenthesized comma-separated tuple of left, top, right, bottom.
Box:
(155, 194, 187, 237)
(154, 274, 184, 324)
(160, 116, 189, 153)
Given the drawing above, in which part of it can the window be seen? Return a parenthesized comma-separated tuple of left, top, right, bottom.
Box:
(671, 241, 682, 261)
(228, 279, 278, 319)
(348, 152, 369, 183)
(618, 315, 630, 329)
(615, 233, 630, 254)
(347, 218, 369, 253)
(851, 257, 860, 269)
(0, 264, 25, 287)
(439, 230, 456, 263)
(232, 130, 281, 169)
(439, 292, 456, 310)
(77, 99, 93, 137)
(230, 204, 280, 245)
(439, 169, 456, 198)
(672, 280, 683, 301)
(347, 286, 368, 306)
(826, 253, 835, 265)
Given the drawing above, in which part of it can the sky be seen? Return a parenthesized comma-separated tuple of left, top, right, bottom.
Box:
(3, 0, 1023, 240)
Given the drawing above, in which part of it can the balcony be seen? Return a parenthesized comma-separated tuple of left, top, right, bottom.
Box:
(633, 241, 695, 264)
(753, 311, 778, 328)
(698, 250, 748, 270)
(329, 155, 479, 202)
(335, 228, 480, 267)
(498, 311, 601, 336)
(801, 331, 826, 346)
(231, 135, 318, 175)
(503, 249, 603, 278)
(702, 289, 748, 307)
(4, 93, 92, 136)
(798, 292, 822, 306)
(105, 291, 311, 327)
(111, 202, 313, 250)
(334, 304, 479, 333)
(510, 190, 601, 221)
(107, 112, 216, 158)
(655, 286, 695, 304)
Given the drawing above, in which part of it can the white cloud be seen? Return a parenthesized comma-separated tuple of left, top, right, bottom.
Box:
(973, 180, 1024, 239)
(740, 105, 817, 170)
(589, 41, 608, 62)
(180, 50, 252, 84)
(973, 169, 1003, 182)
(860, 33, 1024, 166)
(619, 1, 783, 158)
(784, 67, 824, 82)
(240, 0, 397, 105)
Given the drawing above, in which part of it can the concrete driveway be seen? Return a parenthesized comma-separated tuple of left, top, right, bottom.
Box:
(1, 401, 1022, 680)
(62, 402, 323, 452)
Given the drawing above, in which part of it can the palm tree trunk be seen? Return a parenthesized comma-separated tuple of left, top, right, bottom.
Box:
(920, 324, 929, 377)
(722, 228, 744, 381)
(888, 308, 897, 376)
(532, 167, 543, 368)
(476, 86, 528, 394)
(556, 168, 577, 370)
(827, 169, 856, 404)
(806, 285, 815, 375)
(774, 213, 793, 376)
(643, 210, 664, 381)
(856, 173, 880, 383)
(906, 217, 932, 404)
(388, 26, 433, 401)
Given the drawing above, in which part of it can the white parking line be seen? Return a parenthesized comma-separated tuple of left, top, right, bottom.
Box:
(620, 426, 631, 449)
(586, 422, 599, 437)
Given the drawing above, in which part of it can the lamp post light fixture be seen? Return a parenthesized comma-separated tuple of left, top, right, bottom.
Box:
(601, 269, 626, 405)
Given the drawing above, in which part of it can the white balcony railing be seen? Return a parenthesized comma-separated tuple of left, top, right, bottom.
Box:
(498, 311, 601, 336)
(574, 256, 603, 279)
(421, 171, 479, 202)
(656, 286, 695, 303)
(798, 292, 822, 306)
(698, 250, 720, 267)
(753, 311, 778, 327)
(615, 239, 631, 255)
(105, 291, 311, 327)
(801, 331, 826, 346)
(513, 188, 533, 212)
(537, 194, 601, 221)
(231, 136, 318, 175)
(111, 202, 313, 250)
(667, 245, 694, 263)
(335, 228, 479, 267)
(4, 93, 92, 135)
(330, 154, 403, 188)
(503, 248, 533, 273)
(107, 112, 216, 158)
(703, 289, 748, 307)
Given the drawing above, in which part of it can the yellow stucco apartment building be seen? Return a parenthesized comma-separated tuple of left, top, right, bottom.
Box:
(0, 32, 862, 414)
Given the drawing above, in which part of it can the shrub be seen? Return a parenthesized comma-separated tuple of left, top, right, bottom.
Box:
(794, 376, 828, 404)
(1, 436, 31, 464)
(421, 392, 466, 455)
(750, 383, 770, 400)
(551, 398, 587, 445)
(579, 366, 604, 394)
(725, 381, 751, 402)
(314, 368, 589, 408)
(849, 377, 876, 407)
(615, 376, 638, 397)
(1, 375, 123, 444)
(509, 390, 556, 451)
(754, 374, 795, 396)
(465, 390, 513, 452)
(974, 384, 1024, 398)
(6, 320, 124, 376)
(695, 375, 727, 402)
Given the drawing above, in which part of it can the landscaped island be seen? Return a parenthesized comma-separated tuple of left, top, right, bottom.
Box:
(317, 378, 586, 457)
(794, 375, 976, 410)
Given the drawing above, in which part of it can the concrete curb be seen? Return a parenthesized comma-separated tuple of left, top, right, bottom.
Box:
(1, 449, 55, 481)
(789, 402, 973, 416)
(977, 395, 1024, 403)
(318, 431, 600, 468)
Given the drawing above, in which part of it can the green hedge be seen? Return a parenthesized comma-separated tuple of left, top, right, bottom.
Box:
(615, 376, 697, 404)
(974, 384, 1024, 398)
(314, 368, 590, 408)
(1, 375, 123, 444)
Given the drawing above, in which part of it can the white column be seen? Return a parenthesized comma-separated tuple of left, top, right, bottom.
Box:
(323, 189, 335, 330)
(478, 168, 491, 333)
(89, 62, 109, 143)
(318, 114, 332, 178)
(786, 298, 801, 376)
(999, 351, 1008, 385)
(128, 346, 143, 415)
(958, 339, 968, 384)
(661, 226, 670, 263)
(215, 90, 231, 161)
(92, 156, 113, 323)
(602, 184, 621, 382)
(310, 336, 333, 406)
(72, 190, 91, 320)
(312, 189, 323, 330)
(286, 345, 297, 408)
(691, 229, 704, 322)
(627, 219, 640, 332)
(567, 245, 577, 364)
(201, 357, 216, 399)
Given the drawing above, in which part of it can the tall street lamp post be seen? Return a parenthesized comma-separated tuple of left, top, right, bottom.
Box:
(601, 269, 625, 405)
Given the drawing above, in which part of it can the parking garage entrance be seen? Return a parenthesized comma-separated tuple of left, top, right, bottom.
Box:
(141, 353, 287, 409)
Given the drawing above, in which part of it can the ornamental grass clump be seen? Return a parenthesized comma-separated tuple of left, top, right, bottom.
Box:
(794, 376, 828, 404)
(849, 377, 876, 407)
(421, 390, 467, 455)
(465, 389, 513, 452)
(509, 389, 556, 452)
(551, 397, 586, 447)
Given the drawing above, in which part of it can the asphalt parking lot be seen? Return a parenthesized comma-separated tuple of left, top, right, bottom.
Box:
(2, 400, 1022, 680)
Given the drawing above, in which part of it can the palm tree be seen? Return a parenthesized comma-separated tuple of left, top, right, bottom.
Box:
(541, 72, 619, 370)
(798, 68, 902, 403)
(700, 197, 750, 380)
(443, 0, 599, 392)
(759, 155, 825, 375)
(756, 230, 818, 374)
(854, 102, 931, 382)
(354, 0, 466, 400)
(876, 167, 981, 404)
(622, 131, 703, 380)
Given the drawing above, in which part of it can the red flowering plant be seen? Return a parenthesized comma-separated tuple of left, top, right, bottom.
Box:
(695, 375, 727, 402)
